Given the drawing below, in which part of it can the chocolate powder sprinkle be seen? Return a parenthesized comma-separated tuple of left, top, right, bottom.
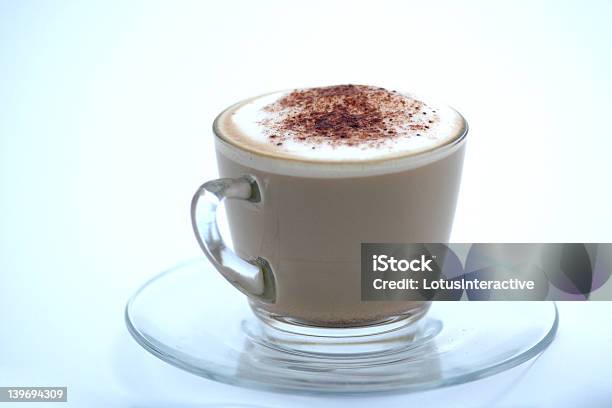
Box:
(260, 84, 438, 148)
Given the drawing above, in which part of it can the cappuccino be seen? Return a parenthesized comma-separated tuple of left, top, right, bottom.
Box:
(207, 85, 467, 327)
(218, 84, 464, 163)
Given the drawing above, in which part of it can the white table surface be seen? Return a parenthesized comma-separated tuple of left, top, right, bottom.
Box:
(1, 1, 612, 406)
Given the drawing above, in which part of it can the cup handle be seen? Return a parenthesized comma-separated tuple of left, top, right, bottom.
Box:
(190, 175, 276, 302)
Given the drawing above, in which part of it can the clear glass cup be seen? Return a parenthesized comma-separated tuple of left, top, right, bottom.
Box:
(190, 93, 468, 340)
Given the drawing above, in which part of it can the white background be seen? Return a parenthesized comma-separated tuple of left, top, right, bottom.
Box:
(1, 1, 612, 406)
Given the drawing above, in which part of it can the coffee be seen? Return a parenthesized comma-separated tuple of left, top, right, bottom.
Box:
(206, 85, 467, 327)
(219, 84, 464, 162)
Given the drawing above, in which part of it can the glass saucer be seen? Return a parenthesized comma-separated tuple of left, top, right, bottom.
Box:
(125, 258, 559, 394)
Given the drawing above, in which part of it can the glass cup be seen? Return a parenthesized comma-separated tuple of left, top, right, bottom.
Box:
(191, 94, 468, 339)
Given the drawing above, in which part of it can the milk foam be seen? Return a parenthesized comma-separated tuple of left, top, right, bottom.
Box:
(216, 88, 466, 162)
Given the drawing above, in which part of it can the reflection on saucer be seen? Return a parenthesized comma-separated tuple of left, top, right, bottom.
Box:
(237, 318, 444, 390)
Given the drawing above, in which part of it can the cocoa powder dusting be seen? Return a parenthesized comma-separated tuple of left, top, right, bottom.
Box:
(259, 84, 438, 148)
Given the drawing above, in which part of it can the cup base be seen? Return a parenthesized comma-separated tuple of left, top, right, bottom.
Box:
(126, 258, 559, 394)
(246, 305, 437, 356)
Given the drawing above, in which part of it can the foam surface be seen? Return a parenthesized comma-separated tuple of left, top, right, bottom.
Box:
(216, 86, 466, 162)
